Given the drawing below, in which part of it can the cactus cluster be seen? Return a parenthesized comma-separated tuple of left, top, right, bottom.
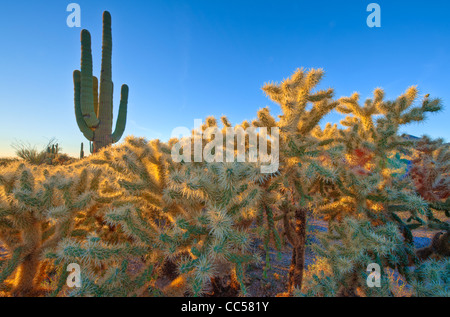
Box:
(1, 67, 448, 297)
(296, 85, 447, 296)
(47, 144, 59, 155)
(0, 162, 108, 296)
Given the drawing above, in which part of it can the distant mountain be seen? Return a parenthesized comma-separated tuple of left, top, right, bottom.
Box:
(401, 134, 449, 145)
(401, 134, 420, 141)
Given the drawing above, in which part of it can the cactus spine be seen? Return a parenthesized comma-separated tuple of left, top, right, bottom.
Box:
(73, 11, 129, 153)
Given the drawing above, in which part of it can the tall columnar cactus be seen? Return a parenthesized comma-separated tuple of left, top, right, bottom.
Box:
(73, 11, 129, 152)
(47, 144, 59, 155)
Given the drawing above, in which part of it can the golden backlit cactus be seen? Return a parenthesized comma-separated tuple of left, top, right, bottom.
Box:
(0, 162, 106, 296)
(53, 135, 270, 296)
(306, 86, 446, 297)
(245, 68, 341, 294)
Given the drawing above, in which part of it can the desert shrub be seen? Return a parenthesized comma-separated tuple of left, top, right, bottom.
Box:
(11, 139, 75, 166)
(12, 141, 47, 165)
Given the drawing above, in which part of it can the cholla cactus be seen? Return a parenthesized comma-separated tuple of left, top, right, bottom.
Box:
(302, 218, 404, 297)
(164, 165, 261, 295)
(307, 86, 444, 296)
(81, 135, 269, 296)
(251, 68, 340, 294)
(410, 258, 450, 296)
(0, 162, 105, 296)
(51, 236, 154, 297)
(409, 136, 449, 226)
(407, 136, 450, 260)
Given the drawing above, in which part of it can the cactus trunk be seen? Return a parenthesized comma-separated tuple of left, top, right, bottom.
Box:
(287, 208, 307, 295)
(13, 222, 42, 296)
(93, 128, 112, 152)
(95, 11, 113, 152)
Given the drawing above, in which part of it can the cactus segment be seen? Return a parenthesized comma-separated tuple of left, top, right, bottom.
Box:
(80, 30, 100, 128)
(112, 85, 129, 143)
(73, 70, 94, 141)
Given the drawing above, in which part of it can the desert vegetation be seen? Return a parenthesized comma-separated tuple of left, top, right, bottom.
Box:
(0, 11, 448, 297)
(0, 67, 448, 297)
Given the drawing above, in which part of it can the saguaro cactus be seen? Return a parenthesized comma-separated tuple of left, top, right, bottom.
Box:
(73, 11, 129, 152)
(80, 142, 85, 159)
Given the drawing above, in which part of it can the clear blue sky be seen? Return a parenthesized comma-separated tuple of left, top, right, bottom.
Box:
(0, 0, 449, 157)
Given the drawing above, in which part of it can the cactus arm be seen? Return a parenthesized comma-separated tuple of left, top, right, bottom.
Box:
(99, 11, 113, 129)
(0, 246, 24, 284)
(112, 84, 129, 143)
(93, 76, 99, 117)
(80, 29, 99, 128)
(74, 71, 94, 141)
(100, 12, 112, 84)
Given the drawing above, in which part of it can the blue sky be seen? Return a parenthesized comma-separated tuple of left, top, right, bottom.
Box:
(0, 0, 449, 157)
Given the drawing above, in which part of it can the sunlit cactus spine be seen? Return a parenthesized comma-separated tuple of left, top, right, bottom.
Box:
(303, 86, 445, 297)
(0, 163, 103, 296)
(73, 11, 129, 153)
